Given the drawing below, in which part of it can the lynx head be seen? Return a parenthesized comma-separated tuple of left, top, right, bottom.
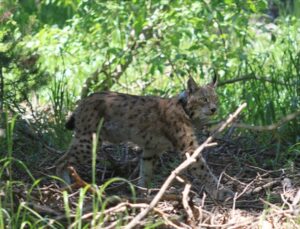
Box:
(179, 76, 218, 120)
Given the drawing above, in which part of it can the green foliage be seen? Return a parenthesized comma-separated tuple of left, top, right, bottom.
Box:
(0, 0, 298, 161)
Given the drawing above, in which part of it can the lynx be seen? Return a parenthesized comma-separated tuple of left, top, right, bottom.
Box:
(56, 77, 233, 201)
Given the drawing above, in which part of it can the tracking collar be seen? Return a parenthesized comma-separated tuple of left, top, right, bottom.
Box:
(178, 91, 191, 119)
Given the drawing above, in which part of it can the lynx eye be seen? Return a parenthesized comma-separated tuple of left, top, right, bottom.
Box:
(202, 98, 209, 103)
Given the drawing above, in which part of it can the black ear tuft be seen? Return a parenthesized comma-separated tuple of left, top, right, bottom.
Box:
(187, 77, 198, 93)
(211, 71, 218, 87)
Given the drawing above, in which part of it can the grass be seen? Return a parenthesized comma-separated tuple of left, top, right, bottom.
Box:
(0, 112, 141, 228)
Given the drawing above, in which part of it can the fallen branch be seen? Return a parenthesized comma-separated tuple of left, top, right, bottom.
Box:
(124, 103, 247, 229)
(72, 202, 181, 228)
(27, 202, 60, 216)
(250, 180, 280, 194)
(182, 183, 195, 226)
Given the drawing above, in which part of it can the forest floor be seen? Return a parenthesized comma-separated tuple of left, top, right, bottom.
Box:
(1, 119, 300, 228)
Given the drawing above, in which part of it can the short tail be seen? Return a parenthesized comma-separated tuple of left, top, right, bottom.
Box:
(65, 114, 75, 130)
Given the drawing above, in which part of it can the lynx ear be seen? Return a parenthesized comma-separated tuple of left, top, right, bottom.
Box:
(187, 77, 198, 93)
(210, 72, 218, 88)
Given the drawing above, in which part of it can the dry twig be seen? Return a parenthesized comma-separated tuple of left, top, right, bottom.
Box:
(251, 180, 279, 194)
(70, 202, 181, 228)
(233, 109, 300, 131)
(27, 202, 60, 216)
(182, 183, 195, 226)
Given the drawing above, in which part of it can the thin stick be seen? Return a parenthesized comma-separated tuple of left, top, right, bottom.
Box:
(217, 74, 287, 86)
(233, 109, 300, 131)
(124, 103, 247, 229)
(182, 183, 195, 225)
(251, 180, 279, 194)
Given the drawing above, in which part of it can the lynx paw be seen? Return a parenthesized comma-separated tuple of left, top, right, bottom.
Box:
(211, 186, 234, 201)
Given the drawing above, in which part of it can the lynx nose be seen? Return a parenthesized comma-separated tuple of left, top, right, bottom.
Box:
(211, 107, 217, 113)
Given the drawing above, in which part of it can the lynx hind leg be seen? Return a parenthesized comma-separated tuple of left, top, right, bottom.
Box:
(138, 149, 157, 187)
(56, 134, 96, 184)
(188, 155, 234, 201)
(55, 152, 72, 184)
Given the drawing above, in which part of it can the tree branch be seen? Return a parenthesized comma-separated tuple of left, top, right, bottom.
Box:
(218, 74, 288, 87)
(233, 109, 300, 131)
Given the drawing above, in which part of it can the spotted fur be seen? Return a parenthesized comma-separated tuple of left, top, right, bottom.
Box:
(55, 77, 233, 201)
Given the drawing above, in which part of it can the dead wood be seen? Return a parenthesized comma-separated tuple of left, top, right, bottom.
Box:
(182, 183, 196, 227)
(250, 180, 280, 194)
(27, 202, 60, 216)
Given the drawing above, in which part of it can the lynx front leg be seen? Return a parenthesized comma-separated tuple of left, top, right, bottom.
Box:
(174, 124, 233, 201)
(138, 149, 156, 188)
(188, 155, 234, 201)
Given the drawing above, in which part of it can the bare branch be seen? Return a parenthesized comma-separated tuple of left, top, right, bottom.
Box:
(251, 180, 279, 194)
(182, 183, 195, 226)
(218, 74, 288, 86)
(233, 109, 300, 131)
